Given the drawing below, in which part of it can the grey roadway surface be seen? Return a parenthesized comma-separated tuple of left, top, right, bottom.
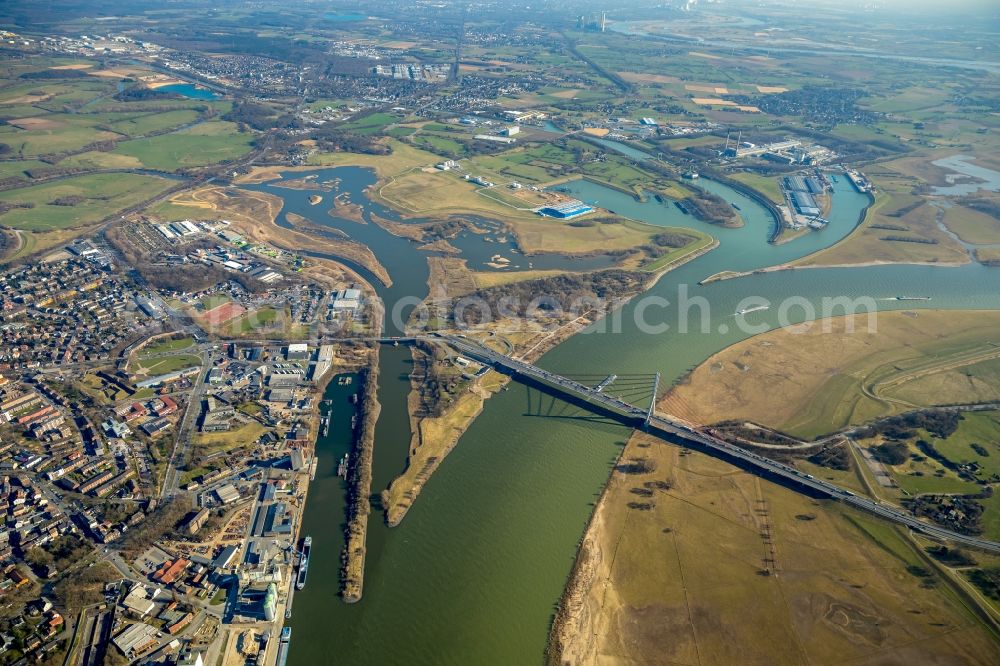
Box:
(440, 334, 1000, 554)
(161, 347, 212, 500)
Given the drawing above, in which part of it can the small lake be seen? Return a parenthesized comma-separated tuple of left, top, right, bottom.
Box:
(931, 154, 1000, 196)
(158, 83, 219, 100)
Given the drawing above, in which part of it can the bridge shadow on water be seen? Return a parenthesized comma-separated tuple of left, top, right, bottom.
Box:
(508, 371, 831, 500)
(519, 379, 635, 428)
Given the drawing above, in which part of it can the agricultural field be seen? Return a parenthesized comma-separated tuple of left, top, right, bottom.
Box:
(0, 113, 120, 156)
(106, 109, 202, 136)
(200, 295, 233, 311)
(463, 143, 581, 184)
(340, 112, 402, 135)
(847, 410, 1000, 539)
(111, 121, 254, 171)
(386, 126, 417, 139)
(0, 56, 248, 262)
(411, 131, 467, 157)
(903, 412, 1000, 483)
(460, 140, 692, 200)
(854, 432, 985, 498)
(0, 67, 222, 160)
(637, 228, 714, 273)
(0, 172, 174, 231)
(661, 310, 1000, 439)
(226, 307, 281, 336)
(0, 159, 48, 180)
(861, 86, 954, 114)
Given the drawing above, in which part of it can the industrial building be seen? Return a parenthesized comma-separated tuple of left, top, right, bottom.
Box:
(784, 175, 824, 194)
(155, 220, 200, 241)
(267, 368, 303, 387)
(249, 266, 282, 283)
(474, 134, 516, 145)
(312, 344, 336, 381)
(331, 288, 362, 316)
(135, 366, 200, 389)
(214, 484, 241, 506)
(184, 508, 210, 535)
(121, 584, 158, 618)
(789, 191, 821, 217)
(212, 544, 240, 569)
(264, 502, 292, 536)
(537, 199, 595, 220)
(286, 343, 309, 361)
(113, 622, 159, 658)
(134, 296, 165, 319)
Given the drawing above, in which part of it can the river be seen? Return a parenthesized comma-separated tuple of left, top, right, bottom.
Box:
(265, 165, 1000, 664)
(608, 21, 1000, 74)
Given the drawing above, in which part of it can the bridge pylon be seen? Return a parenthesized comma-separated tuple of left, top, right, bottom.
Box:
(645, 372, 660, 428)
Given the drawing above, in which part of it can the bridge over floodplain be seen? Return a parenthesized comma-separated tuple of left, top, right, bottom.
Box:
(220, 332, 1000, 553)
(425, 334, 1000, 554)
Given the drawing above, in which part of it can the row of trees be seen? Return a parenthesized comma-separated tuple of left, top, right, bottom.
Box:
(855, 409, 962, 441)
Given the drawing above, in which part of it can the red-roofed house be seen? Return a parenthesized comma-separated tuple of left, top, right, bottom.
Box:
(151, 558, 189, 585)
(155, 396, 178, 417)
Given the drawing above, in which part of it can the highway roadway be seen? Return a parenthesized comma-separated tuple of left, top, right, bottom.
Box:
(440, 335, 1000, 554)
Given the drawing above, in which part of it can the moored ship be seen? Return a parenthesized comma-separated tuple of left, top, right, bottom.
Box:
(296, 536, 311, 590)
(276, 627, 291, 666)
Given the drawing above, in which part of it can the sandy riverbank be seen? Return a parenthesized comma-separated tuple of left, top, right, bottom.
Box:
(700, 256, 971, 284)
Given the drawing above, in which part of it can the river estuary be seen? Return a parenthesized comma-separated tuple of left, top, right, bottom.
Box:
(247, 166, 1000, 664)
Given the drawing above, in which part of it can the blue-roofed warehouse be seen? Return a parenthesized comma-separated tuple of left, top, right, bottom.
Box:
(537, 199, 595, 219)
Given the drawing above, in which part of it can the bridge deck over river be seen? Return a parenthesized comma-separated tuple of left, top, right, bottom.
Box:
(435, 334, 1000, 554)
